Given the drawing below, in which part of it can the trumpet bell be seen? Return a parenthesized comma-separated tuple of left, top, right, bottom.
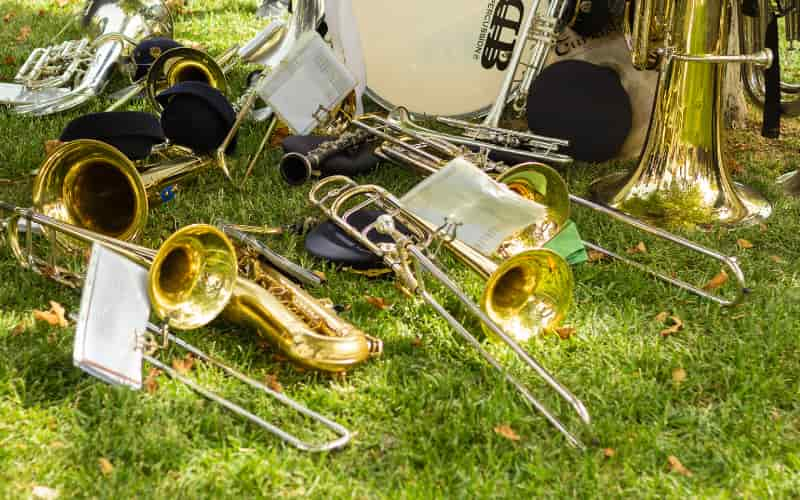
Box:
(149, 224, 238, 330)
(145, 47, 228, 111)
(33, 139, 148, 241)
(482, 249, 574, 343)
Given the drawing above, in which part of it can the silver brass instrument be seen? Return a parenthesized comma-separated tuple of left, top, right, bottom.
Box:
(309, 176, 590, 449)
(1, 203, 382, 451)
(589, 0, 773, 227)
(740, 0, 800, 116)
(4, 0, 172, 115)
(293, 113, 748, 306)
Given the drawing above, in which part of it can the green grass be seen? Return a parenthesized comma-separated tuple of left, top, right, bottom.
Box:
(2, 1, 800, 498)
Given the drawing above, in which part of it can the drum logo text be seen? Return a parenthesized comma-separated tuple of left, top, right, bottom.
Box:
(476, 0, 525, 70)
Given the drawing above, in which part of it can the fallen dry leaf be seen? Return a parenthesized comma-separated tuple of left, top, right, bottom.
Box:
(3, 55, 15, 65)
(555, 327, 576, 340)
(655, 311, 670, 323)
(659, 315, 684, 337)
(626, 241, 648, 255)
(98, 457, 114, 476)
(672, 367, 687, 384)
(171, 353, 194, 375)
(603, 448, 616, 458)
(38, 9, 46, 16)
(265, 373, 282, 393)
(11, 321, 28, 336)
(269, 125, 291, 147)
(16, 25, 31, 43)
(313, 270, 327, 282)
(667, 455, 693, 477)
(411, 336, 423, 348)
(143, 368, 161, 394)
(736, 238, 754, 249)
(365, 295, 392, 310)
(32, 486, 59, 500)
(44, 140, 63, 155)
(3, 12, 14, 22)
(587, 250, 609, 262)
(770, 255, 786, 264)
(494, 424, 521, 441)
(33, 301, 68, 327)
(702, 270, 729, 291)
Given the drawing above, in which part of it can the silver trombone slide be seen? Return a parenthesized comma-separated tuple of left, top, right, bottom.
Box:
(568, 195, 748, 307)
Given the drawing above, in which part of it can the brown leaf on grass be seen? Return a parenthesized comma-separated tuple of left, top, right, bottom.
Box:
(667, 455, 693, 477)
(655, 311, 670, 322)
(98, 457, 114, 476)
(770, 255, 786, 264)
(313, 270, 327, 282)
(171, 353, 194, 375)
(3, 55, 15, 65)
(494, 424, 521, 441)
(16, 25, 31, 43)
(659, 315, 684, 337)
(32, 486, 59, 499)
(587, 250, 609, 262)
(270, 125, 291, 147)
(555, 327, 576, 340)
(736, 238, 754, 249)
(603, 448, 616, 458)
(3, 12, 15, 22)
(11, 321, 28, 336)
(264, 373, 282, 393)
(44, 139, 63, 155)
(728, 158, 744, 175)
(626, 241, 648, 254)
(411, 336, 423, 348)
(702, 270, 728, 291)
(38, 9, 46, 16)
(143, 368, 162, 394)
(365, 295, 392, 310)
(672, 368, 687, 384)
(33, 301, 68, 327)
(271, 353, 289, 363)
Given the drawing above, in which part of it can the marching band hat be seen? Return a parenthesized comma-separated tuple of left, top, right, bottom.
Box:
(567, 0, 613, 38)
(305, 209, 410, 271)
(132, 37, 183, 81)
(282, 135, 380, 178)
(156, 81, 238, 154)
(526, 60, 632, 163)
(59, 111, 165, 160)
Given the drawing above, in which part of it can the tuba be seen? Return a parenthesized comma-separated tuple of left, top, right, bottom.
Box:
(589, 0, 773, 228)
(3, 0, 172, 115)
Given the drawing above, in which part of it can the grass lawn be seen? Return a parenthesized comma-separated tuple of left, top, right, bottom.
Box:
(1, 1, 800, 497)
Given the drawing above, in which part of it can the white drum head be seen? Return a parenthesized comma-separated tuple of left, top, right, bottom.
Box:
(352, 0, 534, 118)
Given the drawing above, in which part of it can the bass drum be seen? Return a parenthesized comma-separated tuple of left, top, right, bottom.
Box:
(351, 0, 534, 118)
(542, 23, 658, 160)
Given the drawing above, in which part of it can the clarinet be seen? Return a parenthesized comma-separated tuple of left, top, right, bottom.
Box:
(279, 129, 373, 185)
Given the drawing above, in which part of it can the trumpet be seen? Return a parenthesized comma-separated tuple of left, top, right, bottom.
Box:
(4, 1, 172, 116)
(1, 203, 381, 449)
(309, 176, 589, 449)
(289, 113, 748, 306)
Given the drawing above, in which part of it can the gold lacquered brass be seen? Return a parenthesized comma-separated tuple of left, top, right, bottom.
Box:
(145, 47, 229, 111)
(593, 0, 773, 228)
(32, 139, 215, 242)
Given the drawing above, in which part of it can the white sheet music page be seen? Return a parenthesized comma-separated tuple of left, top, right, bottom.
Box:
(400, 158, 547, 255)
(256, 30, 356, 134)
(73, 243, 149, 390)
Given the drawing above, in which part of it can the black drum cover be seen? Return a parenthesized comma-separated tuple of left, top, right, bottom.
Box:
(526, 60, 632, 163)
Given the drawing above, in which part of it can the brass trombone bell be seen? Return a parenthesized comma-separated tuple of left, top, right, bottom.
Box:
(33, 139, 215, 242)
(145, 47, 228, 111)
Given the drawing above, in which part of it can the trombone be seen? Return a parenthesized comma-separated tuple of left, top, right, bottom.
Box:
(287, 113, 748, 306)
(0, 203, 381, 451)
(309, 176, 590, 449)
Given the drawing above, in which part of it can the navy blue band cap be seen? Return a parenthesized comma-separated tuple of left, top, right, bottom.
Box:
(132, 37, 183, 81)
(59, 111, 165, 160)
(156, 81, 238, 154)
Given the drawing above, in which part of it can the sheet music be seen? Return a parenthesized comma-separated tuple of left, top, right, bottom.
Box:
(257, 31, 356, 134)
(73, 244, 149, 389)
(401, 158, 547, 255)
